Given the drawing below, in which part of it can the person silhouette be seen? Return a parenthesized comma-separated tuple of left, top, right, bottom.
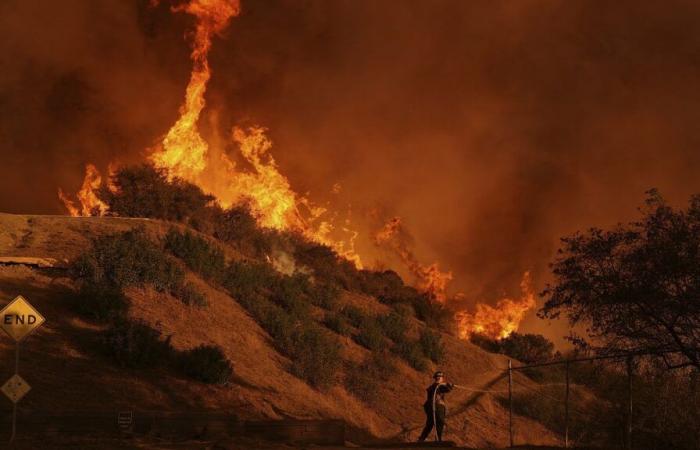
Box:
(418, 371, 454, 442)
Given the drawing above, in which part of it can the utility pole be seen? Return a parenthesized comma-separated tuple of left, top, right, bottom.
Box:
(508, 359, 513, 448)
(564, 359, 570, 448)
(626, 356, 633, 450)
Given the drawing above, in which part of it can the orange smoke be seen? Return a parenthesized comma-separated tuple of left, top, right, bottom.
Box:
(455, 271, 536, 340)
(374, 217, 453, 302)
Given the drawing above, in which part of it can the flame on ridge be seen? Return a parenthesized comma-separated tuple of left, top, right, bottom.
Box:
(374, 216, 453, 302)
(455, 271, 536, 340)
(58, 0, 535, 339)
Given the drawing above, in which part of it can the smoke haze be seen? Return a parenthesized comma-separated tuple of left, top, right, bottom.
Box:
(3, 0, 700, 341)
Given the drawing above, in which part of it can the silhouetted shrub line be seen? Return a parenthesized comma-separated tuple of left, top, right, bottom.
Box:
(69, 230, 231, 384)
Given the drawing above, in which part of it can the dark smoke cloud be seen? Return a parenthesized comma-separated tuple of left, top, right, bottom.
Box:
(3, 0, 700, 341)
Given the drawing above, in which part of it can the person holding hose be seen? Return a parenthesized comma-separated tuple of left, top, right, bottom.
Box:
(418, 371, 454, 442)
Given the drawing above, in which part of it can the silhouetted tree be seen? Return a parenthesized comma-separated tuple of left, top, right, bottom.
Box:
(540, 190, 700, 369)
(101, 164, 219, 231)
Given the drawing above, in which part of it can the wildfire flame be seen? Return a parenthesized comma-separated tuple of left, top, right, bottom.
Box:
(455, 271, 536, 340)
(57, 0, 535, 339)
(374, 217, 452, 302)
(59, 0, 361, 267)
(58, 163, 109, 217)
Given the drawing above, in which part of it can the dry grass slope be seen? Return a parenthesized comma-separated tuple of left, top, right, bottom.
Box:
(0, 213, 560, 447)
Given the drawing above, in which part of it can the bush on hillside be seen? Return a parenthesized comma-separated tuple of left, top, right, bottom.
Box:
(164, 229, 226, 281)
(341, 305, 365, 328)
(393, 339, 428, 372)
(419, 329, 445, 363)
(71, 228, 184, 293)
(345, 352, 398, 404)
(102, 319, 174, 368)
(377, 310, 409, 342)
(356, 270, 405, 299)
(354, 317, 386, 351)
(323, 312, 352, 336)
(178, 344, 233, 385)
(100, 164, 219, 232)
(268, 273, 312, 318)
(213, 204, 275, 257)
(288, 325, 341, 389)
(222, 260, 278, 299)
(174, 281, 208, 307)
(309, 282, 340, 310)
(470, 332, 555, 365)
(74, 281, 128, 322)
(293, 240, 359, 290)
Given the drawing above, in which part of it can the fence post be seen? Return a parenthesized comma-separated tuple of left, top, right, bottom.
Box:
(626, 356, 633, 450)
(508, 359, 513, 448)
(565, 359, 570, 448)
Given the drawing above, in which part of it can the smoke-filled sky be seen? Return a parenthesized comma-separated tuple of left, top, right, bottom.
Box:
(3, 0, 700, 341)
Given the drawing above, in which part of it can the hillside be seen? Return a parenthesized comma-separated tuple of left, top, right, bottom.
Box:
(0, 213, 560, 447)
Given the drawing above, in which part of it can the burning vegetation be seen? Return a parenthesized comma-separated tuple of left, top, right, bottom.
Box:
(58, 0, 534, 341)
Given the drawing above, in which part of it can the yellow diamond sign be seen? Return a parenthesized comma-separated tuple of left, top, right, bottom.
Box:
(0, 296, 45, 342)
(1, 374, 31, 404)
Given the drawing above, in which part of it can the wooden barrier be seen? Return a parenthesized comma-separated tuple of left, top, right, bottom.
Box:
(0, 411, 345, 445)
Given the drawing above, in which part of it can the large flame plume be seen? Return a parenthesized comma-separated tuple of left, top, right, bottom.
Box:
(58, 0, 534, 339)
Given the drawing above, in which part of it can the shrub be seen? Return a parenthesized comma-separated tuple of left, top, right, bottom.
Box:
(499, 333, 555, 364)
(309, 282, 340, 310)
(164, 229, 226, 281)
(222, 260, 278, 299)
(269, 274, 311, 318)
(469, 333, 501, 353)
(71, 229, 184, 293)
(260, 304, 298, 351)
(174, 281, 208, 307)
(341, 305, 365, 328)
(213, 204, 274, 257)
(412, 297, 453, 330)
(178, 345, 233, 385)
(74, 281, 128, 322)
(345, 352, 397, 403)
(354, 317, 385, 351)
(288, 325, 341, 389)
(377, 310, 409, 342)
(356, 270, 405, 299)
(394, 339, 428, 372)
(323, 313, 352, 336)
(293, 240, 359, 290)
(100, 164, 219, 232)
(419, 329, 445, 363)
(470, 332, 555, 365)
(102, 319, 173, 368)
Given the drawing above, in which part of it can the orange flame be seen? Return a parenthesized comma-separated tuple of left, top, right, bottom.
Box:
(57, 0, 534, 341)
(60, 0, 361, 267)
(58, 163, 109, 217)
(149, 0, 240, 180)
(455, 272, 536, 340)
(374, 217, 453, 302)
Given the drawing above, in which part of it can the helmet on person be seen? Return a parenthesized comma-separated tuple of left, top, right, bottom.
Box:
(433, 371, 444, 380)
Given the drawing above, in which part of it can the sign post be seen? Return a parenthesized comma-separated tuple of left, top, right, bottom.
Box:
(0, 295, 45, 442)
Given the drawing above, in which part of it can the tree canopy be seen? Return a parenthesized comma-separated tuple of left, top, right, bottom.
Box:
(540, 190, 700, 369)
